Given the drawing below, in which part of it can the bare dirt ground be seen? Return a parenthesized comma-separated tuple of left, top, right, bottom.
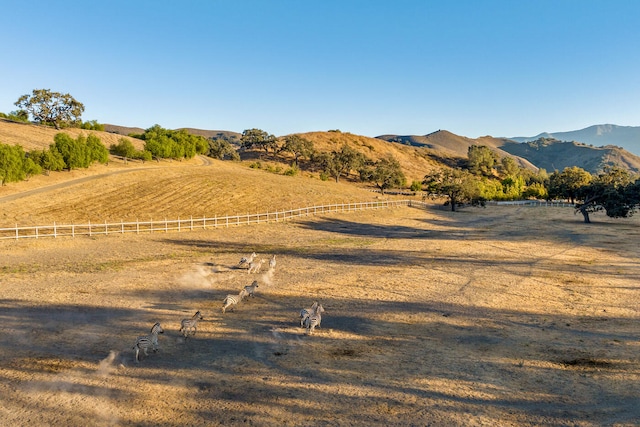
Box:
(1, 204, 639, 426)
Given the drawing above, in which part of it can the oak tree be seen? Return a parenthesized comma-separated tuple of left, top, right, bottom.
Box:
(15, 89, 85, 129)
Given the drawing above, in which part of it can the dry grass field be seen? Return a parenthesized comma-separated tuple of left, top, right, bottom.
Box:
(0, 124, 639, 426)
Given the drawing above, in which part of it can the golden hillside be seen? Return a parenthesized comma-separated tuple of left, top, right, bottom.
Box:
(1, 120, 424, 227)
(0, 119, 144, 151)
(294, 131, 439, 183)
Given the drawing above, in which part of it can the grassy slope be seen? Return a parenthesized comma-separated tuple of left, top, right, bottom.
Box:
(296, 131, 439, 183)
(0, 121, 438, 227)
(0, 155, 393, 226)
(0, 119, 144, 151)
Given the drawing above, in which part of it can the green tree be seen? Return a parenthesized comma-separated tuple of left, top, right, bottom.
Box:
(0, 110, 30, 123)
(467, 145, 498, 177)
(314, 144, 366, 183)
(0, 144, 27, 185)
(15, 89, 85, 129)
(51, 133, 108, 169)
(112, 138, 152, 162)
(362, 156, 406, 195)
(281, 134, 314, 166)
(240, 128, 278, 153)
(80, 120, 105, 131)
(141, 125, 206, 160)
(574, 166, 637, 223)
(110, 138, 137, 160)
(548, 166, 592, 203)
(53, 133, 86, 169)
(86, 134, 109, 164)
(28, 148, 65, 174)
(500, 175, 526, 200)
(423, 168, 481, 212)
(208, 138, 240, 160)
(499, 156, 520, 177)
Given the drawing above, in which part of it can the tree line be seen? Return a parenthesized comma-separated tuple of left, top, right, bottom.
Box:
(422, 145, 640, 222)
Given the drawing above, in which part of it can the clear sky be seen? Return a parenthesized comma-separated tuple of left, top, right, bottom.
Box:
(1, 0, 638, 138)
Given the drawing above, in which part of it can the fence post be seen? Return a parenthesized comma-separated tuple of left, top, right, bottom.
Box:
(105, 220, 108, 235)
(15, 224, 18, 240)
(54, 221, 57, 238)
(71, 224, 74, 238)
(89, 220, 92, 237)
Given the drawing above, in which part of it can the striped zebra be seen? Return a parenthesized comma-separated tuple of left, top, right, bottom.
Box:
(238, 252, 257, 268)
(247, 259, 266, 274)
(243, 280, 259, 298)
(306, 304, 325, 334)
(133, 322, 164, 363)
(179, 310, 203, 338)
(299, 301, 319, 328)
(222, 292, 244, 313)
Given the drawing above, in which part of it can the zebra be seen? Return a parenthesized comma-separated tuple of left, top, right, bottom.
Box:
(238, 252, 257, 268)
(299, 301, 319, 328)
(306, 304, 325, 334)
(243, 280, 259, 298)
(269, 254, 276, 270)
(133, 322, 164, 363)
(222, 292, 244, 313)
(247, 259, 266, 274)
(179, 310, 203, 338)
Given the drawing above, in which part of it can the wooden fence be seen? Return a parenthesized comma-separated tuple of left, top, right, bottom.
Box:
(0, 199, 573, 241)
(0, 199, 423, 240)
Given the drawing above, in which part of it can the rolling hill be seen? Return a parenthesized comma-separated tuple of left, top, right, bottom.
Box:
(498, 138, 640, 174)
(377, 129, 640, 174)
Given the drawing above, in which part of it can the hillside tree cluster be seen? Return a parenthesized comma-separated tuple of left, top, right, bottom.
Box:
(0, 133, 109, 185)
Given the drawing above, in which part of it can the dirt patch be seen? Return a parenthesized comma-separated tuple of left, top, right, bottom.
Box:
(0, 206, 639, 426)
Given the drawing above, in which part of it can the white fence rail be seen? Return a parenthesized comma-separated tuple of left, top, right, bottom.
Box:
(492, 200, 573, 207)
(0, 199, 572, 241)
(0, 200, 421, 241)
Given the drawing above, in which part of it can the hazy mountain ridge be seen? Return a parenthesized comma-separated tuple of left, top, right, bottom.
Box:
(499, 139, 640, 174)
(510, 124, 640, 155)
(378, 127, 640, 174)
(377, 131, 538, 171)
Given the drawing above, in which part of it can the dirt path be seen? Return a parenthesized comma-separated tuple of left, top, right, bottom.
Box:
(1, 206, 638, 426)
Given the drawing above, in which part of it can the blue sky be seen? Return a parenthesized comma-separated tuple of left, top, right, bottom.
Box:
(1, 1, 638, 138)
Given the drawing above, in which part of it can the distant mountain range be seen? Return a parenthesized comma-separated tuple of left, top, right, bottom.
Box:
(509, 124, 640, 156)
(377, 125, 640, 174)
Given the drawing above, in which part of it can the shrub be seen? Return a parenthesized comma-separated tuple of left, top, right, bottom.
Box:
(284, 166, 299, 176)
(410, 180, 422, 192)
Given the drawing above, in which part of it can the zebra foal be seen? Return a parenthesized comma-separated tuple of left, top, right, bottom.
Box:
(247, 259, 266, 274)
(243, 280, 259, 298)
(180, 310, 204, 338)
(306, 304, 325, 335)
(238, 252, 257, 268)
(133, 322, 164, 363)
(299, 301, 319, 328)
